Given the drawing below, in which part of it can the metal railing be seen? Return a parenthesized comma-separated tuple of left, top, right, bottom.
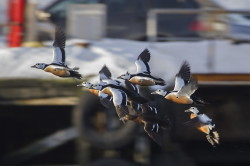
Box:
(146, 8, 250, 71)
(146, 8, 250, 42)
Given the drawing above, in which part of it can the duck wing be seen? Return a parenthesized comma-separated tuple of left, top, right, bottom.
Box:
(184, 114, 211, 128)
(135, 48, 151, 74)
(144, 122, 163, 146)
(99, 65, 112, 82)
(124, 80, 139, 94)
(141, 103, 157, 115)
(98, 91, 114, 109)
(110, 88, 129, 120)
(52, 27, 66, 66)
(184, 117, 205, 128)
(173, 61, 191, 91)
(123, 80, 148, 104)
(178, 78, 198, 96)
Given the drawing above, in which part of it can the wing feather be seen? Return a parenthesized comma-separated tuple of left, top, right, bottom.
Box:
(177, 61, 191, 84)
(141, 103, 157, 115)
(99, 65, 112, 81)
(184, 114, 211, 128)
(184, 117, 206, 128)
(98, 91, 114, 109)
(144, 122, 163, 146)
(173, 61, 191, 91)
(110, 88, 129, 119)
(179, 78, 198, 96)
(52, 27, 66, 65)
(173, 76, 185, 91)
(124, 80, 139, 94)
(135, 49, 151, 74)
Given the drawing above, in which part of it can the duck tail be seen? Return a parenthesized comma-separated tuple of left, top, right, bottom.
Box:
(193, 95, 209, 105)
(155, 80, 165, 86)
(206, 131, 219, 147)
(69, 70, 83, 79)
(73, 66, 80, 70)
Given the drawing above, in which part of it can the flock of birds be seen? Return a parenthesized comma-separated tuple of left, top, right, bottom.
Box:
(31, 27, 219, 147)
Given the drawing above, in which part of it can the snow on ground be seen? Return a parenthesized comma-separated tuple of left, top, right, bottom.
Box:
(0, 38, 250, 83)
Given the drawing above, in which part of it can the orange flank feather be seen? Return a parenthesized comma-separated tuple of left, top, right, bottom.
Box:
(44, 66, 70, 77)
(129, 77, 155, 86)
(89, 89, 99, 96)
(165, 94, 192, 104)
(101, 87, 113, 96)
(190, 113, 197, 119)
(198, 125, 210, 135)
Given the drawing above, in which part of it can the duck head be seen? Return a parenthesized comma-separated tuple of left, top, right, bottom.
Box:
(31, 63, 47, 69)
(118, 72, 131, 80)
(77, 82, 93, 89)
(185, 107, 199, 114)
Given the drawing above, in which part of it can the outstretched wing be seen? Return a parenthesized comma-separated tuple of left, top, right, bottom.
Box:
(184, 117, 205, 128)
(135, 49, 151, 74)
(110, 88, 129, 120)
(144, 122, 163, 146)
(115, 105, 130, 122)
(52, 27, 66, 66)
(173, 61, 191, 91)
(184, 114, 211, 128)
(178, 61, 191, 84)
(141, 103, 157, 115)
(179, 78, 198, 96)
(98, 91, 114, 109)
(198, 114, 213, 124)
(124, 80, 139, 94)
(99, 65, 112, 81)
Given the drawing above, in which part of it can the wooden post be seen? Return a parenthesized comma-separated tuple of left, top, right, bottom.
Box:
(23, 0, 38, 43)
(147, 10, 157, 42)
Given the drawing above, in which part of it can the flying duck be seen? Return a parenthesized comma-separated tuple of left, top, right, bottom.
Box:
(124, 103, 170, 146)
(99, 65, 121, 86)
(31, 27, 82, 79)
(78, 82, 99, 96)
(77, 81, 114, 109)
(152, 78, 199, 104)
(77, 65, 120, 100)
(118, 49, 165, 86)
(92, 83, 129, 122)
(97, 65, 148, 104)
(151, 61, 205, 105)
(185, 107, 219, 147)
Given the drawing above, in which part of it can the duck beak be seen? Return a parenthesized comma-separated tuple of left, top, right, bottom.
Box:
(117, 75, 122, 79)
(77, 84, 83, 87)
(31, 65, 36, 68)
(151, 91, 157, 94)
(184, 109, 191, 112)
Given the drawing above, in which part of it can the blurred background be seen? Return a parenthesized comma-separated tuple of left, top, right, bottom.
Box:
(1, 0, 250, 166)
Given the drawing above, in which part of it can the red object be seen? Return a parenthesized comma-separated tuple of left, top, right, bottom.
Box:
(189, 20, 209, 32)
(7, 0, 25, 47)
